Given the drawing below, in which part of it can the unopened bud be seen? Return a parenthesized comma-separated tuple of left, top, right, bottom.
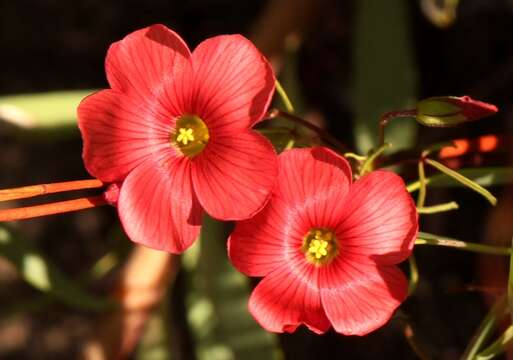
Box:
(416, 96, 498, 127)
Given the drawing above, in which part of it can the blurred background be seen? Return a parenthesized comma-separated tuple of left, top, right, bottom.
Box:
(1, 0, 513, 359)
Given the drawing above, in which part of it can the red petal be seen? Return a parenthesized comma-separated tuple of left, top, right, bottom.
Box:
(191, 131, 277, 220)
(228, 196, 308, 277)
(276, 147, 352, 229)
(78, 90, 176, 182)
(190, 35, 275, 132)
(105, 24, 191, 104)
(336, 170, 418, 265)
(228, 147, 352, 277)
(450, 96, 498, 120)
(249, 263, 331, 334)
(320, 260, 407, 336)
(117, 157, 202, 253)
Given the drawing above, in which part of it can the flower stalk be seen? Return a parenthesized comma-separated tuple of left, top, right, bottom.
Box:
(0, 196, 108, 222)
(267, 109, 349, 152)
(0, 179, 104, 202)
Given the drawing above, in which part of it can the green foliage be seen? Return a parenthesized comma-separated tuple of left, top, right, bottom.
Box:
(353, 0, 417, 153)
(0, 90, 93, 134)
(0, 225, 113, 311)
(185, 216, 278, 360)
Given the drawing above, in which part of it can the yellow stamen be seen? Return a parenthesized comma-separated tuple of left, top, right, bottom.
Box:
(176, 128, 195, 145)
(302, 228, 338, 265)
(171, 115, 210, 158)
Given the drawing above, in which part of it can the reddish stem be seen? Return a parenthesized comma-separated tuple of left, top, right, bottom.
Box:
(0, 195, 107, 221)
(267, 109, 349, 152)
(378, 109, 418, 147)
(0, 179, 104, 202)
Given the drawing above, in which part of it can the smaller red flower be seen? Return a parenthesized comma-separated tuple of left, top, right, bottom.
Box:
(228, 147, 418, 335)
(78, 25, 278, 253)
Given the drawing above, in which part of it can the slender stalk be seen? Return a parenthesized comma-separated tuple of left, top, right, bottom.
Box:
(417, 160, 427, 207)
(425, 158, 497, 206)
(275, 80, 295, 113)
(417, 201, 459, 214)
(408, 255, 419, 296)
(360, 143, 391, 176)
(0, 179, 104, 202)
(267, 109, 349, 152)
(416, 232, 510, 256)
(461, 294, 508, 360)
(378, 109, 417, 147)
(0, 196, 107, 221)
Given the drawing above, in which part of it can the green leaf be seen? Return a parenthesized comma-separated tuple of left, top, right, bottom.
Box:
(186, 216, 278, 360)
(425, 159, 497, 205)
(0, 225, 113, 311)
(476, 325, 513, 360)
(0, 90, 93, 131)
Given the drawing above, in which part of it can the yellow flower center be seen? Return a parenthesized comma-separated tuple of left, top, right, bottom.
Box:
(171, 115, 209, 158)
(302, 228, 338, 266)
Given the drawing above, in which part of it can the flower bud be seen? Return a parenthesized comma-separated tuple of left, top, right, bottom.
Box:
(416, 96, 498, 127)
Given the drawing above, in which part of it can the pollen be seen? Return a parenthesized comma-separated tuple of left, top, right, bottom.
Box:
(176, 128, 195, 145)
(302, 228, 338, 265)
(171, 115, 210, 158)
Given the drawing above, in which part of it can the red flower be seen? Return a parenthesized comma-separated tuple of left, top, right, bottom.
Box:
(228, 147, 418, 335)
(78, 24, 277, 253)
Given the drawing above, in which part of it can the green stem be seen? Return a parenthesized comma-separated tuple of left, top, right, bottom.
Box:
(360, 143, 391, 176)
(416, 232, 511, 256)
(461, 294, 508, 360)
(425, 158, 497, 206)
(475, 324, 513, 360)
(275, 80, 295, 113)
(408, 255, 419, 296)
(417, 160, 427, 207)
(417, 201, 459, 214)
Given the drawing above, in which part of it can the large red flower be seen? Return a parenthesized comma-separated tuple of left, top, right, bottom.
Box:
(78, 24, 278, 253)
(228, 147, 418, 335)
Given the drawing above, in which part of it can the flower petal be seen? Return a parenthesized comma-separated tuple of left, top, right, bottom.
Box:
(276, 147, 352, 230)
(249, 263, 331, 334)
(105, 24, 191, 104)
(335, 170, 418, 265)
(320, 260, 407, 336)
(191, 130, 277, 220)
(228, 196, 307, 277)
(190, 34, 275, 132)
(78, 90, 176, 182)
(228, 147, 352, 277)
(117, 156, 202, 253)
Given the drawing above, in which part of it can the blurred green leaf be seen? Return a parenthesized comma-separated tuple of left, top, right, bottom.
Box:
(186, 216, 278, 360)
(476, 325, 513, 360)
(0, 90, 93, 132)
(425, 159, 497, 205)
(353, 0, 417, 153)
(0, 225, 113, 311)
(136, 296, 172, 360)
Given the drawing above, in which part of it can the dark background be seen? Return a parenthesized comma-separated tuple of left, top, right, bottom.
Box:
(1, 0, 513, 359)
